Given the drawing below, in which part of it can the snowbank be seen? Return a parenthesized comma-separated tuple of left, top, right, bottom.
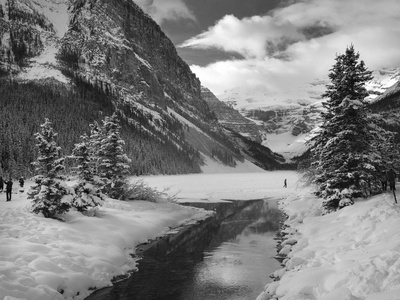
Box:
(0, 172, 298, 299)
(0, 181, 212, 300)
(259, 184, 400, 300)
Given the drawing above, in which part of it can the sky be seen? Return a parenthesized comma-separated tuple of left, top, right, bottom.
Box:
(135, 0, 400, 96)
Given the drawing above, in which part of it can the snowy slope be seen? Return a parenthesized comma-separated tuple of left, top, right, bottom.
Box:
(2, 0, 71, 83)
(0, 179, 213, 300)
(366, 67, 400, 101)
(258, 182, 400, 300)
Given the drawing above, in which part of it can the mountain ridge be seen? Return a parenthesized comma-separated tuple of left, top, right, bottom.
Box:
(0, 0, 285, 176)
(214, 67, 400, 160)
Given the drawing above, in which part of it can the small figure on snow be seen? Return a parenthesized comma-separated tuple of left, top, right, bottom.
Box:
(0, 176, 3, 192)
(19, 177, 24, 188)
(19, 177, 25, 193)
(380, 171, 388, 191)
(387, 168, 396, 191)
(6, 178, 13, 201)
(283, 179, 287, 188)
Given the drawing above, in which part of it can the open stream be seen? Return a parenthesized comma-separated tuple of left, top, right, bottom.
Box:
(86, 199, 283, 300)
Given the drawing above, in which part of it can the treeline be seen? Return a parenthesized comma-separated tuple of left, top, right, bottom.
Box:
(169, 101, 243, 159)
(211, 147, 236, 167)
(7, 1, 54, 32)
(225, 128, 287, 170)
(1, 1, 53, 64)
(0, 79, 201, 178)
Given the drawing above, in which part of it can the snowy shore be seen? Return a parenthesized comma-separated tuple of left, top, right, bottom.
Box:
(0, 171, 297, 300)
(3, 171, 400, 300)
(0, 182, 212, 300)
(258, 183, 400, 300)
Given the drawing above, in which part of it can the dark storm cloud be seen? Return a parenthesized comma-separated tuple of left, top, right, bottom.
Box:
(134, 0, 196, 24)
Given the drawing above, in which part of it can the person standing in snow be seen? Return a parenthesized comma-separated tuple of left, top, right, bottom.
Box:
(6, 178, 13, 201)
(380, 171, 388, 191)
(283, 179, 287, 188)
(0, 176, 3, 192)
(387, 169, 396, 191)
(19, 177, 24, 188)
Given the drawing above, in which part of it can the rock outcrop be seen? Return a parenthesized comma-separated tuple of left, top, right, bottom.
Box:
(201, 87, 262, 143)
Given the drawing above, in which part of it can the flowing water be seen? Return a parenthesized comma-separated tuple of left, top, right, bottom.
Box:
(86, 199, 283, 300)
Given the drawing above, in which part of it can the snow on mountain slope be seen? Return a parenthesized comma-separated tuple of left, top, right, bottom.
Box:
(18, 41, 70, 83)
(217, 67, 400, 161)
(366, 67, 400, 101)
(0, 0, 70, 82)
(219, 81, 325, 112)
(0, 0, 282, 173)
(25, 0, 70, 37)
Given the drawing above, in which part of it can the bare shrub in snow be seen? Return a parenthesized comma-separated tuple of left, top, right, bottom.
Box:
(122, 180, 177, 202)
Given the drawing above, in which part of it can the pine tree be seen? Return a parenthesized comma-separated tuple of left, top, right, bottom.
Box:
(322, 45, 373, 115)
(97, 113, 131, 199)
(88, 121, 103, 175)
(71, 134, 105, 212)
(28, 119, 72, 219)
(307, 45, 381, 210)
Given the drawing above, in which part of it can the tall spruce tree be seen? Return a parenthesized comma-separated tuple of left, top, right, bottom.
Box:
(71, 134, 105, 212)
(28, 119, 72, 218)
(88, 121, 103, 175)
(97, 113, 131, 199)
(308, 45, 381, 210)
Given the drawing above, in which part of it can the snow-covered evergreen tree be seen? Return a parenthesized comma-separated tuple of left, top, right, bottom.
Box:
(322, 45, 373, 114)
(367, 113, 400, 172)
(28, 118, 72, 219)
(97, 113, 131, 199)
(71, 134, 105, 212)
(307, 45, 382, 210)
(88, 121, 103, 175)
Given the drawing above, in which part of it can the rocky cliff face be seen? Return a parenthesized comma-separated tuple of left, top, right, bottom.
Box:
(0, 0, 54, 70)
(201, 87, 262, 143)
(59, 0, 215, 121)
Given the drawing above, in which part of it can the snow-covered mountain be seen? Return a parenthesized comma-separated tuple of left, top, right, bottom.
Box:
(0, 0, 285, 174)
(216, 68, 400, 160)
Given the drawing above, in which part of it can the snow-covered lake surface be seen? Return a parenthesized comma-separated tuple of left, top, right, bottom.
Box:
(139, 171, 298, 203)
(2, 171, 400, 300)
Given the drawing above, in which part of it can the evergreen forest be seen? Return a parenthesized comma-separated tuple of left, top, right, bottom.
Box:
(0, 78, 202, 178)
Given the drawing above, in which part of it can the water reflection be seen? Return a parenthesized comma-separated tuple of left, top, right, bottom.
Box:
(179, 200, 282, 300)
(86, 199, 282, 300)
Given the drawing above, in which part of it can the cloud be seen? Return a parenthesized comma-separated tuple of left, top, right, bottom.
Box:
(180, 0, 400, 95)
(180, 14, 304, 59)
(134, 0, 196, 24)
